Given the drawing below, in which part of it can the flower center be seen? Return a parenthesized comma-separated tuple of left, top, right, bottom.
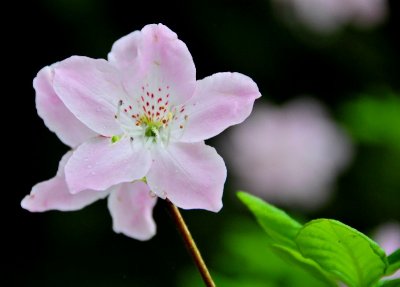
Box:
(145, 124, 159, 138)
(113, 84, 188, 146)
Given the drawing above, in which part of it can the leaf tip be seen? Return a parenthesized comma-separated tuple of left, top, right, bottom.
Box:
(236, 190, 251, 202)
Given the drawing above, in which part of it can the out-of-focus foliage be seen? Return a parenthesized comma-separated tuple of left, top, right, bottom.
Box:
(330, 91, 400, 230)
(376, 279, 400, 287)
(387, 249, 400, 276)
(178, 216, 332, 287)
(342, 93, 400, 151)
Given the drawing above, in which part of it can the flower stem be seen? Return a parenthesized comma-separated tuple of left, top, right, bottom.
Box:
(165, 199, 216, 287)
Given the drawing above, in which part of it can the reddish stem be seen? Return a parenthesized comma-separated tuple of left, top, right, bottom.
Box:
(166, 199, 216, 287)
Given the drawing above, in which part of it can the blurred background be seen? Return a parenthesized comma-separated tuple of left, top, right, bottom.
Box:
(15, 0, 399, 286)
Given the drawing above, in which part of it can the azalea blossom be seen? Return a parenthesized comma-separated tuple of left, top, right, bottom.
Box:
(224, 98, 352, 210)
(22, 24, 261, 240)
(272, 0, 388, 33)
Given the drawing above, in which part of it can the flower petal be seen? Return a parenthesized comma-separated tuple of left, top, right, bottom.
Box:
(108, 24, 196, 105)
(147, 142, 226, 212)
(53, 56, 124, 136)
(180, 72, 261, 142)
(107, 30, 141, 78)
(35, 66, 96, 147)
(21, 152, 109, 212)
(65, 137, 152, 194)
(108, 181, 157, 240)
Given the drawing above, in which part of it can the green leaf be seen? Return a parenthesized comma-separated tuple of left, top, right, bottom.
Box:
(295, 219, 388, 287)
(271, 244, 337, 287)
(386, 249, 400, 275)
(237, 192, 336, 284)
(237, 191, 302, 248)
(374, 279, 400, 287)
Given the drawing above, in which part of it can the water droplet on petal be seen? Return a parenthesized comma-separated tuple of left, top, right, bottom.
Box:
(149, 190, 157, 198)
(87, 164, 92, 169)
(90, 171, 96, 176)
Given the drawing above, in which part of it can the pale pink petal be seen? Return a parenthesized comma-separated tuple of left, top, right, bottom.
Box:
(107, 30, 141, 77)
(21, 152, 109, 212)
(146, 142, 226, 212)
(108, 24, 196, 105)
(65, 137, 152, 194)
(35, 66, 96, 147)
(108, 181, 157, 240)
(53, 56, 125, 136)
(180, 72, 261, 142)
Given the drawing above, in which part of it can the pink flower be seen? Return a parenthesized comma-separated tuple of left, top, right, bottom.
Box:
(273, 0, 388, 33)
(224, 98, 352, 210)
(22, 24, 260, 240)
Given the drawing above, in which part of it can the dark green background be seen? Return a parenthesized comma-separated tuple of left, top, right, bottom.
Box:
(13, 0, 400, 286)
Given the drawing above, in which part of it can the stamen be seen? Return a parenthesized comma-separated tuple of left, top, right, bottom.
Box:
(115, 99, 124, 119)
(113, 83, 183, 147)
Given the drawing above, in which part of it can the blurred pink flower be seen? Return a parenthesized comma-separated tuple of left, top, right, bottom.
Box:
(273, 0, 388, 33)
(374, 222, 400, 279)
(225, 98, 352, 209)
(22, 24, 261, 240)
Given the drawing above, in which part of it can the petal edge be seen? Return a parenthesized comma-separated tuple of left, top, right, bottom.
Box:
(181, 72, 261, 142)
(108, 182, 157, 240)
